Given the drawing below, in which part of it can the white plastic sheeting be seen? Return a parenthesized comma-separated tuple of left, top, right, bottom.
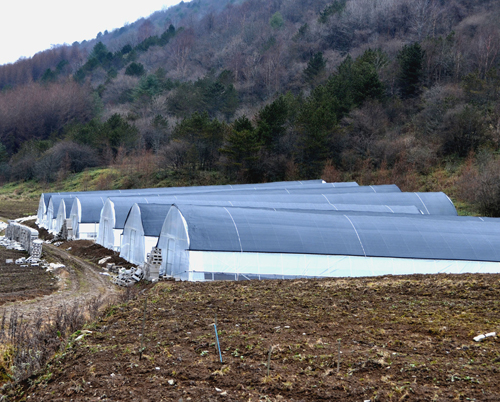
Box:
(98, 196, 182, 250)
(157, 206, 190, 277)
(183, 252, 500, 281)
(98, 199, 120, 251)
(36, 194, 49, 227)
(120, 203, 171, 265)
(69, 196, 106, 239)
(47, 195, 77, 232)
(54, 198, 74, 234)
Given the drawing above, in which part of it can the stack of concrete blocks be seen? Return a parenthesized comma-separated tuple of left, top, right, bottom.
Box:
(5, 221, 40, 256)
(111, 267, 144, 287)
(31, 239, 43, 259)
(144, 247, 162, 281)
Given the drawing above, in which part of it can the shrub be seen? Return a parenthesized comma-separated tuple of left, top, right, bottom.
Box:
(440, 105, 490, 157)
(35, 141, 99, 182)
(125, 62, 145, 77)
(472, 159, 500, 216)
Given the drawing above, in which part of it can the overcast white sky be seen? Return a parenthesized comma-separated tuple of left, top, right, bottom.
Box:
(0, 1, 185, 66)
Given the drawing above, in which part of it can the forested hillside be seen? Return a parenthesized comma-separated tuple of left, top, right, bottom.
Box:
(0, 0, 499, 215)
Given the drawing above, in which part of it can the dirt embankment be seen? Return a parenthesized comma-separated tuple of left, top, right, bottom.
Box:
(9, 273, 500, 402)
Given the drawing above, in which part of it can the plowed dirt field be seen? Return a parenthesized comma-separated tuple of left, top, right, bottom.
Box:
(7, 273, 500, 401)
(0, 248, 57, 306)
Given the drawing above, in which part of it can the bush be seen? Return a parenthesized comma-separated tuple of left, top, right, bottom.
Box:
(159, 139, 190, 170)
(440, 105, 490, 157)
(35, 141, 99, 182)
(10, 156, 36, 181)
(472, 159, 500, 217)
(125, 62, 145, 77)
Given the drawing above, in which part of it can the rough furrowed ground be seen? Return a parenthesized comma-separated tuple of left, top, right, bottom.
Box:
(10, 273, 500, 401)
(0, 248, 57, 306)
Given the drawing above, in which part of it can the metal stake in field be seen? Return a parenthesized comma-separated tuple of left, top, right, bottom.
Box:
(337, 338, 341, 373)
(267, 345, 273, 376)
(140, 297, 147, 360)
(213, 313, 223, 363)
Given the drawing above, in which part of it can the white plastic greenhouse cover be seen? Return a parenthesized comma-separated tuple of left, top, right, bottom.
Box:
(120, 202, 422, 264)
(96, 184, 390, 249)
(38, 193, 78, 228)
(69, 196, 106, 239)
(53, 197, 74, 234)
(156, 205, 500, 281)
(47, 196, 76, 233)
(120, 204, 172, 265)
(97, 196, 178, 250)
(37, 180, 341, 226)
(170, 192, 457, 216)
(36, 194, 49, 226)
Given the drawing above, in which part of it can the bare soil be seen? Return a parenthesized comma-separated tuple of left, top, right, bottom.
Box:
(7, 273, 500, 401)
(0, 241, 121, 336)
(58, 240, 136, 269)
(0, 248, 57, 306)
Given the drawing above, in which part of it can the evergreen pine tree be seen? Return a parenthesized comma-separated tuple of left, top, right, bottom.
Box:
(303, 52, 326, 84)
(397, 42, 424, 98)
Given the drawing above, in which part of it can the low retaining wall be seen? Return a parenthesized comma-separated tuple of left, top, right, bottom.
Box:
(5, 221, 42, 258)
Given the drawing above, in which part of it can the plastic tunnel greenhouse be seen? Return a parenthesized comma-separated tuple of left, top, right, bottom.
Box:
(46, 196, 74, 233)
(69, 196, 107, 240)
(118, 202, 423, 265)
(37, 179, 336, 228)
(169, 192, 457, 215)
(53, 197, 75, 234)
(120, 204, 173, 265)
(96, 184, 390, 249)
(156, 204, 500, 281)
(97, 196, 181, 250)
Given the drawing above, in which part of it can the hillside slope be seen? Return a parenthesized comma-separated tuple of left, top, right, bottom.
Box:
(0, 0, 499, 215)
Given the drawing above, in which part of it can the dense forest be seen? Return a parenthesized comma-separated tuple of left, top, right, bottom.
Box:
(0, 0, 500, 215)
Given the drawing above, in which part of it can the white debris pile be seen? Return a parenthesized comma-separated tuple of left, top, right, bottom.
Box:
(0, 235, 26, 251)
(111, 266, 144, 287)
(98, 256, 112, 265)
(15, 215, 37, 223)
(46, 262, 66, 272)
(473, 332, 496, 342)
(0, 221, 8, 232)
(4, 253, 62, 271)
(105, 263, 121, 274)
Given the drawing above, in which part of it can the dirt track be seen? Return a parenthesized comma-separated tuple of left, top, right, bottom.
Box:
(0, 243, 120, 326)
